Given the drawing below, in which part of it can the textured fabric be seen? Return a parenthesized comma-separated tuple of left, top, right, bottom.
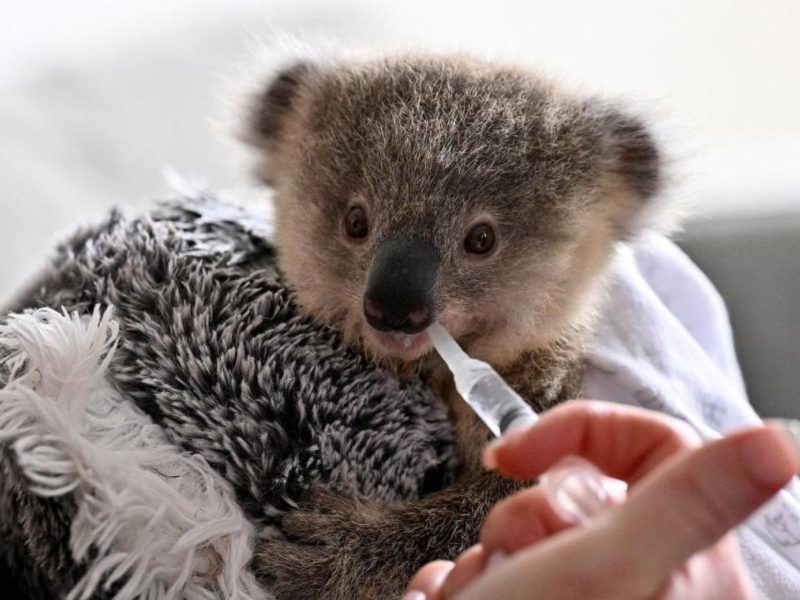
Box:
(0, 307, 268, 600)
(0, 193, 457, 597)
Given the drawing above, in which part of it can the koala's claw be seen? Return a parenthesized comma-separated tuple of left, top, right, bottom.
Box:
(255, 477, 512, 599)
(255, 491, 415, 600)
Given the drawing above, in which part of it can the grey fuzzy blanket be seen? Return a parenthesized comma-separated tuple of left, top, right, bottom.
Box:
(0, 193, 456, 599)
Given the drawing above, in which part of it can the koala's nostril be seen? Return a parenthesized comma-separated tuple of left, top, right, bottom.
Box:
(364, 297, 384, 321)
(364, 297, 393, 332)
(406, 306, 431, 329)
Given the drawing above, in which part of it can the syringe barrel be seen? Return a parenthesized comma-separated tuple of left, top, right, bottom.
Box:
(457, 362, 538, 437)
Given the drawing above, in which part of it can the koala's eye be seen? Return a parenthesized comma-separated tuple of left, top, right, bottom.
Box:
(464, 223, 496, 255)
(343, 206, 369, 240)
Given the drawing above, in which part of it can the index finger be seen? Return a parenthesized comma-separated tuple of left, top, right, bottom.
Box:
(483, 400, 700, 483)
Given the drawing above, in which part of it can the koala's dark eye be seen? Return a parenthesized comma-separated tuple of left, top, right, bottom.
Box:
(343, 206, 369, 240)
(464, 223, 496, 255)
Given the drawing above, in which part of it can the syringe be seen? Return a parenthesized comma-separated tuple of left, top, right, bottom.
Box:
(427, 322, 627, 525)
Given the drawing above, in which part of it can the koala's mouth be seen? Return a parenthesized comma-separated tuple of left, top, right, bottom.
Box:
(362, 309, 475, 363)
(367, 328, 432, 361)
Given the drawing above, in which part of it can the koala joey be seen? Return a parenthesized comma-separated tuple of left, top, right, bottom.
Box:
(241, 49, 664, 599)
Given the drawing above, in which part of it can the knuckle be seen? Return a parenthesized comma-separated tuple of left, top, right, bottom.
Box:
(669, 467, 737, 544)
(669, 418, 703, 449)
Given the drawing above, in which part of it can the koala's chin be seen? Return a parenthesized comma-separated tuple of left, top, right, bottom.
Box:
(365, 328, 432, 362)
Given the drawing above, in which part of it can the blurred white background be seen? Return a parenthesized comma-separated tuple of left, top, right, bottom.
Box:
(1, 0, 798, 413)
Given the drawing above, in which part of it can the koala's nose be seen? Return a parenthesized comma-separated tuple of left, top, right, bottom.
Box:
(364, 235, 438, 335)
(364, 297, 432, 334)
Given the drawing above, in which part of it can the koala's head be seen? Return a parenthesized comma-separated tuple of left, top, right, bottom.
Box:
(242, 52, 663, 367)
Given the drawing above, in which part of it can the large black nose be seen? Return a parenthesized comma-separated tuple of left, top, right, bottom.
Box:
(364, 235, 438, 334)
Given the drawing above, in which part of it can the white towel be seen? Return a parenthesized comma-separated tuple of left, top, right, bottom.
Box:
(583, 235, 800, 599)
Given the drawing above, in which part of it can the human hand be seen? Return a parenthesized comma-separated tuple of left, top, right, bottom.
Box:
(404, 401, 800, 599)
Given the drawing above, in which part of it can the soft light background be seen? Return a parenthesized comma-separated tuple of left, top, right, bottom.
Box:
(1, 0, 798, 414)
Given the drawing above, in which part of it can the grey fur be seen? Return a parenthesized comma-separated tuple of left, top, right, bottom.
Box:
(0, 194, 457, 598)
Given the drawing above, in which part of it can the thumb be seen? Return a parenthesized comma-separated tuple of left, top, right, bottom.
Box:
(455, 425, 798, 600)
(605, 424, 798, 588)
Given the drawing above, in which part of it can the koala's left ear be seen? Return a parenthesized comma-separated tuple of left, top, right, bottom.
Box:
(593, 108, 665, 235)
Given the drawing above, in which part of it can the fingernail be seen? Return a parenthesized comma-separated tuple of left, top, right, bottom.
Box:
(483, 424, 533, 470)
(486, 550, 507, 570)
(738, 423, 800, 487)
(402, 592, 426, 600)
(482, 445, 499, 470)
(770, 419, 800, 463)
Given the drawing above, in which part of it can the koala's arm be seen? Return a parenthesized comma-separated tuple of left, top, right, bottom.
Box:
(255, 467, 523, 600)
(256, 341, 583, 600)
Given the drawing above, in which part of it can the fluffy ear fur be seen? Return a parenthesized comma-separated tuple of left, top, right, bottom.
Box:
(600, 110, 662, 199)
(248, 61, 315, 144)
(236, 36, 347, 148)
(230, 35, 348, 183)
(591, 104, 666, 237)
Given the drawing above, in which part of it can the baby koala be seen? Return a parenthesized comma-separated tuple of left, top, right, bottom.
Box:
(242, 49, 663, 599)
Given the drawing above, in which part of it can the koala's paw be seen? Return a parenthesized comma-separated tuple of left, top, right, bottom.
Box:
(255, 490, 407, 600)
(255, 534, 342, 600)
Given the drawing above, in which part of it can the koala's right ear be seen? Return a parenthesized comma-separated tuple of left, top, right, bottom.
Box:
(244, 61, 316, 147)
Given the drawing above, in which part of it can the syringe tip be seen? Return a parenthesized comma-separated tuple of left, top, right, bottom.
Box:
(427, 322, 469, 370)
